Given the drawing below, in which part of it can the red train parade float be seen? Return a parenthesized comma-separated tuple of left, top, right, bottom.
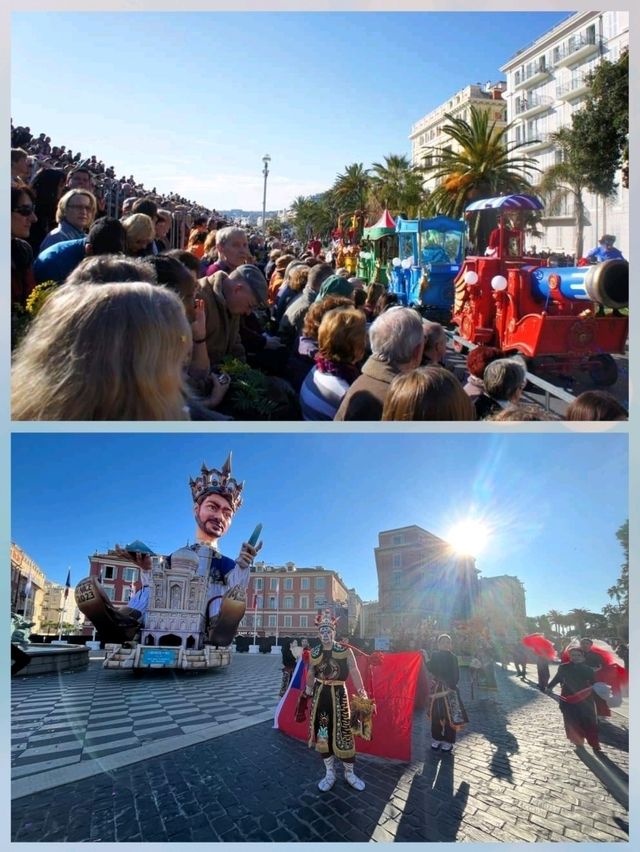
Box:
(452, 194, 628, 386)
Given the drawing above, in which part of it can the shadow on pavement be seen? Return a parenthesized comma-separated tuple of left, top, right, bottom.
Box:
(575, 748, 629, 811)
(394, 753, 470, 841)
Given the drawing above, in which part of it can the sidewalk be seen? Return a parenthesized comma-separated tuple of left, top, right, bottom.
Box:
(11, 659, 628, 843)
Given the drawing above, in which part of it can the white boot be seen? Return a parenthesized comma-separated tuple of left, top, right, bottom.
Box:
(318, 756, 336, 792)
(343, 762, 365, 791)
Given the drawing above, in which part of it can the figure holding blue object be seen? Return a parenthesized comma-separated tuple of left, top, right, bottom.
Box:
(75, 452, 262, 646)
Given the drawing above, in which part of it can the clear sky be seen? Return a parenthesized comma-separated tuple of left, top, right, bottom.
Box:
(11, 10, 571, 210)
(12, 432, 627, 619)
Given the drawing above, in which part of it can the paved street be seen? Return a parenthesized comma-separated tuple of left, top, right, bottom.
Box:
(11, 653, 628, 843)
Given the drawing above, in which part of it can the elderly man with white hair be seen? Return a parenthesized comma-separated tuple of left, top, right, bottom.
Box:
(206, 226, 250, 275)
(474, 357, 527, 419)
(334, 306, 425, 420)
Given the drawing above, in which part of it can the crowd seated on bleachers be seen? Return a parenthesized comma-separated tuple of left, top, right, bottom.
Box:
(10, 121, 627, 423)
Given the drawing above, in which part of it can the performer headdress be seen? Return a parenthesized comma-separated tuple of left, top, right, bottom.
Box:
(315, 608, 337, 630)
(189, 452, 244, 511)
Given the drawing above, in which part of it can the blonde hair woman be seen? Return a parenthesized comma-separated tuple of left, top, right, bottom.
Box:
(39, 189, 97, 252)
(122, 212, 155, 256)
(12, 281, 191, 421)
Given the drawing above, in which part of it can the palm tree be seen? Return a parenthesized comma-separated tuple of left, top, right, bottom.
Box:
(422, 105, 539, 246)
(537, 126, 603, 260)
(567, 608, 591, 637)
(369, 154, 426, 218)
(332, 163, 370, 214)
(546, 609, 563, 636)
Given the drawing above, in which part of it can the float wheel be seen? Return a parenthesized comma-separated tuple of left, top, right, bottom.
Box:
(587, 354, 618, 387)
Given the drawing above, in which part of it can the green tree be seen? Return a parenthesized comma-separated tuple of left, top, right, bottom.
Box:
(332, 162, 370, 215)
(369, 154, 426, 218)
(572, 48, 629, 193)
(603, 519, 628, 639)
(537, 125, 595, 259)
(290, 194, 336, 242)
(422, 105, 538, 246)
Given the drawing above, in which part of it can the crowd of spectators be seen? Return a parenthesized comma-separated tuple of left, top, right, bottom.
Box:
(10, 122, 628, 422)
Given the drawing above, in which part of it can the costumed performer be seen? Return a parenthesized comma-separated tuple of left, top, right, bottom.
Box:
(426, 633, 468, 752)
(547, 645, 601, 753)
(301, 609, 368, 792)
(75, 452, 261, 647)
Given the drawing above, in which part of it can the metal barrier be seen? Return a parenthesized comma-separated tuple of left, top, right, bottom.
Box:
(446, 331, 577, 412)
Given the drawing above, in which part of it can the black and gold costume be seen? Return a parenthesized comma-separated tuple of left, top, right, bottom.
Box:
(308, 642, 355, 760)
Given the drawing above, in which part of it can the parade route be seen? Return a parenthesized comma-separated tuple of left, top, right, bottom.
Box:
(11, 654, 629, 843)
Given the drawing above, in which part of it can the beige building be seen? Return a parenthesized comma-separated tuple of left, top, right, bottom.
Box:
(500, 10, 629, 257)
(409, 81, 507, 193)
(11, 542, 46, 630)
(476, 574, 527, 643)
(375, 525, 479, 637)
(39, 580, 84, 634)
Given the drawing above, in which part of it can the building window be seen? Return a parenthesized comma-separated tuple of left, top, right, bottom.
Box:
(283, 615, 292, 628)
(268, 596, 277, 610)
(392, 592, 403, 612)
(123, 587, 133, 602)
(123, 567, 136, 583)
(300, 615, 308, 628)
(392, 535, 404, 545)
(392, 552, 402, 569)
(269, 578, 279, 591)
(392, 569, 402, 589)
(300, 595, 309, 609)
(255, 615, 262, 627)
(268, 615, 277, 627)
(254, 578, 263, 591)
(255, 565, 264, 572)
(283, 596, 294, 610)
(300, 577, 310, 590)
(255, 595, 263, 609)
(103, 586, 115, 600)
(315, 577, 325, 590)
(284, 578, 293, 591)
(102, 565, 115, 580)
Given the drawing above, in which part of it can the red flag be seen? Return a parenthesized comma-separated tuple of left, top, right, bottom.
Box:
(522, 634, 557, 660)
(64, 569, 71, 600)
(274, 650, 424, 761)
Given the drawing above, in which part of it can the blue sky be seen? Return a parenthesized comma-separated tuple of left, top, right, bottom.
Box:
(11, 10, 570, 210)
(12, 433, 627, 618)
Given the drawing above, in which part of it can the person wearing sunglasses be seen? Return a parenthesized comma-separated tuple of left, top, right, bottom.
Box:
(38, 188, 97, 252)
(11, 184, 38, 307)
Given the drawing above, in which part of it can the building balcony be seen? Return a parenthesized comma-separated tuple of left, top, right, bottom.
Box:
(514, 94, 554, 118)
(513, 63, 552, 90)
(552, 35, 603, 68)
(556, 76, 591, 100)
(519, 132, 554, 152)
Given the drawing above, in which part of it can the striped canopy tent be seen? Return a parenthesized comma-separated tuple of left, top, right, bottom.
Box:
(465, 194, 544, 212)
(363, 209, 397, 241)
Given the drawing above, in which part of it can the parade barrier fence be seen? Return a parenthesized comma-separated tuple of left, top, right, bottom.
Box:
(447, 331, 577, 412)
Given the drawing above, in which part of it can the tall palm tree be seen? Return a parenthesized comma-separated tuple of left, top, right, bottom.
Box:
(422, 105, 539, 245)
(369, 154, 426, 218)
(567, 608, 591, 637)
(537, 126, 605, 259)
(546, 609, 563, 635)
(332, 163, 370, 214)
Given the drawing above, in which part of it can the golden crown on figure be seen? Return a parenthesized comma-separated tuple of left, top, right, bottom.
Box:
(315, 608, 338, 630)
(189, 452, 244, 511)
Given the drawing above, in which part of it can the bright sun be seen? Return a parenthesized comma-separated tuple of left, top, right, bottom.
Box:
(446, 519, 490, 557)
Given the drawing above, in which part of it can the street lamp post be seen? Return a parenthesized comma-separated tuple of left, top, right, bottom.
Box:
(261, 154, 271, 235)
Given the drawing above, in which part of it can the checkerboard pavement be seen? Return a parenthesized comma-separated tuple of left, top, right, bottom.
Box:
(11, 658, 629, 843)
(11, 651, 282, 785)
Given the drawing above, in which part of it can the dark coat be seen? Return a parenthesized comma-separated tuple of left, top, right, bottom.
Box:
(334, 356, 401, 421)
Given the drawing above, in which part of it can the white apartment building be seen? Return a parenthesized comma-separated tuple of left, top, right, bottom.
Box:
(409, 82, 508, 194)
(500, 10, 629, 257)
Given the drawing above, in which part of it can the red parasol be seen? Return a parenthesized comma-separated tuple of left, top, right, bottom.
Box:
(522, 634, 557, 660)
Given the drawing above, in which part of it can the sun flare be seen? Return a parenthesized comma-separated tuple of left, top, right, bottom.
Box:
(446, 519, 490, 557)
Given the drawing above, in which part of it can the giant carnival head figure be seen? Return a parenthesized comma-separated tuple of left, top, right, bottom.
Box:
(189, 453, 244, 545)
